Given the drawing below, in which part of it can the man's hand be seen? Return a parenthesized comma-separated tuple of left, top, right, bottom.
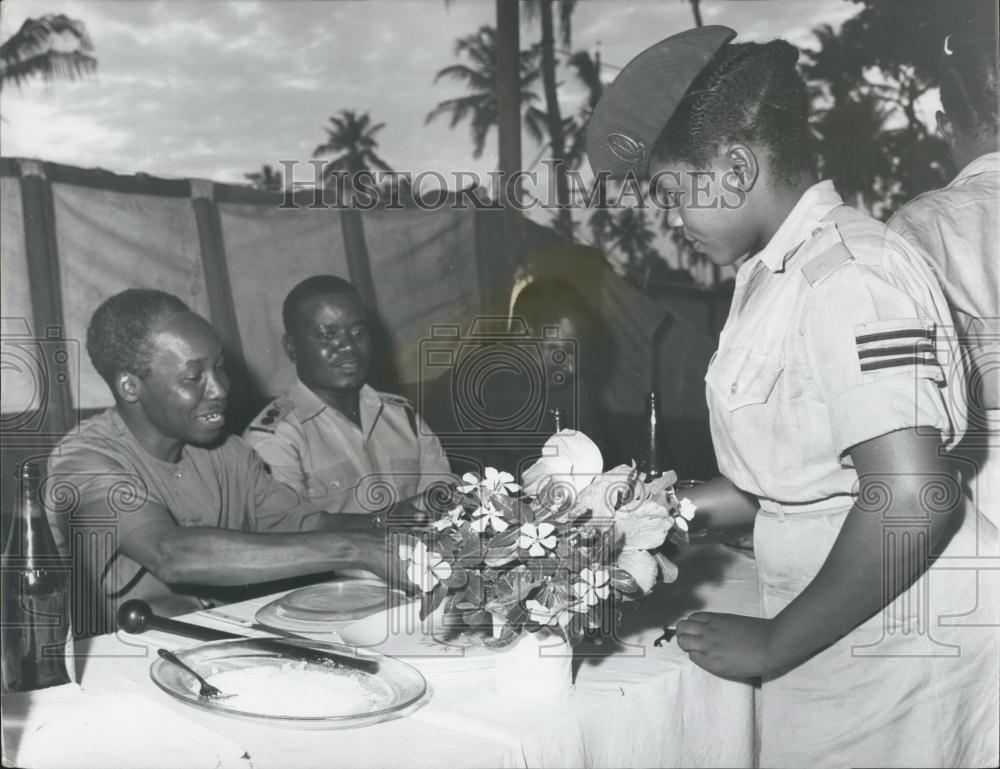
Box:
(675, 612, 781, 679)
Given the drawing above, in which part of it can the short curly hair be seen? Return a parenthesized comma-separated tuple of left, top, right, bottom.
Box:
(652, 40, 814, 183)
(282, 274, 362, 334)
(86, 289, 190, 390)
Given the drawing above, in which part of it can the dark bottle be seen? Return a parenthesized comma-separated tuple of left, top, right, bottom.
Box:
(1, 461, 75, 692)
(639, 392, 662, 480)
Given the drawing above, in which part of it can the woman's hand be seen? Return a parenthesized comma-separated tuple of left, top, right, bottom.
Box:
(675, 612, 782, 678)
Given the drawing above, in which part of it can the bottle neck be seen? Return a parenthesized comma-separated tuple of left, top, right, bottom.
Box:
(5, 470, 59, 560)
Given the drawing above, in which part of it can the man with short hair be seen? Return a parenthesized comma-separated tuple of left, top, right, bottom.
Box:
(244, 275, 451, 517)
(48, 288, 389, 626)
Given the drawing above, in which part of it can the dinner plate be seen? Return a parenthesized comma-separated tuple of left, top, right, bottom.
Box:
(338, 600, 507, 673)
(254, 579, 406, 634)
(150, 638, 426, 728)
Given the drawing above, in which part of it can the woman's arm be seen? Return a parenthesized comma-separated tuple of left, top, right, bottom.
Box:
(677, 428, 954, 677)
(683, 475, 759, 529)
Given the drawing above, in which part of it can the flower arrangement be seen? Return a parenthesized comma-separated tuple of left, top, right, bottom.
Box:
(397, 431, 696, 647)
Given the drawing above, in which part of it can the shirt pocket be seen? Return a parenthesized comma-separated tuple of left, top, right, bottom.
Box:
(706, 348, 793, 486)
(304, 462, 355, 513)
(707, 348, 784, 411)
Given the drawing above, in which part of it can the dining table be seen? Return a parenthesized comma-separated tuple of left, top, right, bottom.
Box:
(1, 538, 760, 769)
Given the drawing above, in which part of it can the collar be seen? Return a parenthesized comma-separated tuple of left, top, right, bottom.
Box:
(756, 180, 844, 272)
(288, 379, 382, 430)
(950, 151, 1000, 187)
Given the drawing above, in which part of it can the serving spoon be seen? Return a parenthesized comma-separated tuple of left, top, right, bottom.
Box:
(157, 648, 233, 699)
(119, 600, 380, 674)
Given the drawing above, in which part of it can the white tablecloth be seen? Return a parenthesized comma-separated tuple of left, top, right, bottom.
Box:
(2, 542, 759, 769)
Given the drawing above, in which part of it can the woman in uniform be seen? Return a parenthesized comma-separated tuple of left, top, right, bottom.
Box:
(586, 27, 999, 768)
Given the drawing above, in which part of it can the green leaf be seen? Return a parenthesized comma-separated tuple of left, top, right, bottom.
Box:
(654, 552, 679, 583)
(442, 567, 469, 589)
(465, 571, 484, 604)
(609, 566, 640, 593)
(488, 525, 521, 550)
(463, 608, 492, 629)
(484, 543, 519, 567)
(419, 582, 447, 620)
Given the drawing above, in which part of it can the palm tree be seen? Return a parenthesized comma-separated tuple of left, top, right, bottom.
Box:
(688, 0, 703, 27)
(313, 110, 393, 195)
(608, 207, 657, 274)
(812, 91, 893, 212)
(244, 164, 283, 192)
(802, 23, 866, 105)
(523, 0, 577, 235)
(0, 14, 96, 91)
(564, 49, 603, 169)
(588, 206, 613, 251)
(427, 26, 545, 159)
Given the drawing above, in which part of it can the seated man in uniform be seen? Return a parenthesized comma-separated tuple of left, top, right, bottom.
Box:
(244, 275, 452, 518)
(47, 289, 390, 629)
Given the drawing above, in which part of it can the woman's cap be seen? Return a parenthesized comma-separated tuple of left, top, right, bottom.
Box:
(586, 25, 736, 180)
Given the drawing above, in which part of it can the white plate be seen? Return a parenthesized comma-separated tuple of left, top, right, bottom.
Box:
(254, 579, 406, 635)
(150, 638, 426, 728)
(338, 601, 507, 673)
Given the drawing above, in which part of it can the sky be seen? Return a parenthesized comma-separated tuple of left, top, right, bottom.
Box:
(0, 0, 864, 282)
(0, 0, 862, 184)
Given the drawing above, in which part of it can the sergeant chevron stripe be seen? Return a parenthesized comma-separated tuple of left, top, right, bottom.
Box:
(855, 322, 938, 373)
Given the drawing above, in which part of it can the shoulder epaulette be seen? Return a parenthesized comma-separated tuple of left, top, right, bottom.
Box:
(377, 391, 419, 438)
(377, 391, 412, 407)
(802, 223, 855, 288)
(247, 399, 294, 434)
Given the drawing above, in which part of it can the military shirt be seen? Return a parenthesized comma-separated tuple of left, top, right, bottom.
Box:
(889, 151, 1000, 409)
(244, 381, 453, 514)
(707, 180, 966, 512)
(46, 408, 325, 621)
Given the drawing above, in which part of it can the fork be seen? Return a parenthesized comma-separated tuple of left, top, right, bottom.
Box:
(157, 648, 232, 699)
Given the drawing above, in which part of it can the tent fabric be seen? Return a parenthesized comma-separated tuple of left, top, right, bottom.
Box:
(362, 206, 480, 387)
(217, 201, 350, 395)
(1, 173, 37, 417)
(1, 156, 723, 431)
(51, 182, 209, 410)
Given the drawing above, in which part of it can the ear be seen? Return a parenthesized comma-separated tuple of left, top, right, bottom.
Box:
(116, 372, 141, 404)
(726, 144, 759, 191)
(936, 110, 956, 144)
(282, 333, 297, 363)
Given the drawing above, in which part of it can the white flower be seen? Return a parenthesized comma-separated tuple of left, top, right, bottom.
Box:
(522, 431, 603, 496)
(469, 501, 509, 533)
(526, 598, 571, 627)
(673, 496, 697, 532)
(459, 468, 520, 495)
(406, 540, 453, 592)
(614, 498, 674, 549)
(432, 505, 465, 531)
(517, 522, 557, 556)
(616, 547, 658, 593)
(572, 566, 610, 608)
